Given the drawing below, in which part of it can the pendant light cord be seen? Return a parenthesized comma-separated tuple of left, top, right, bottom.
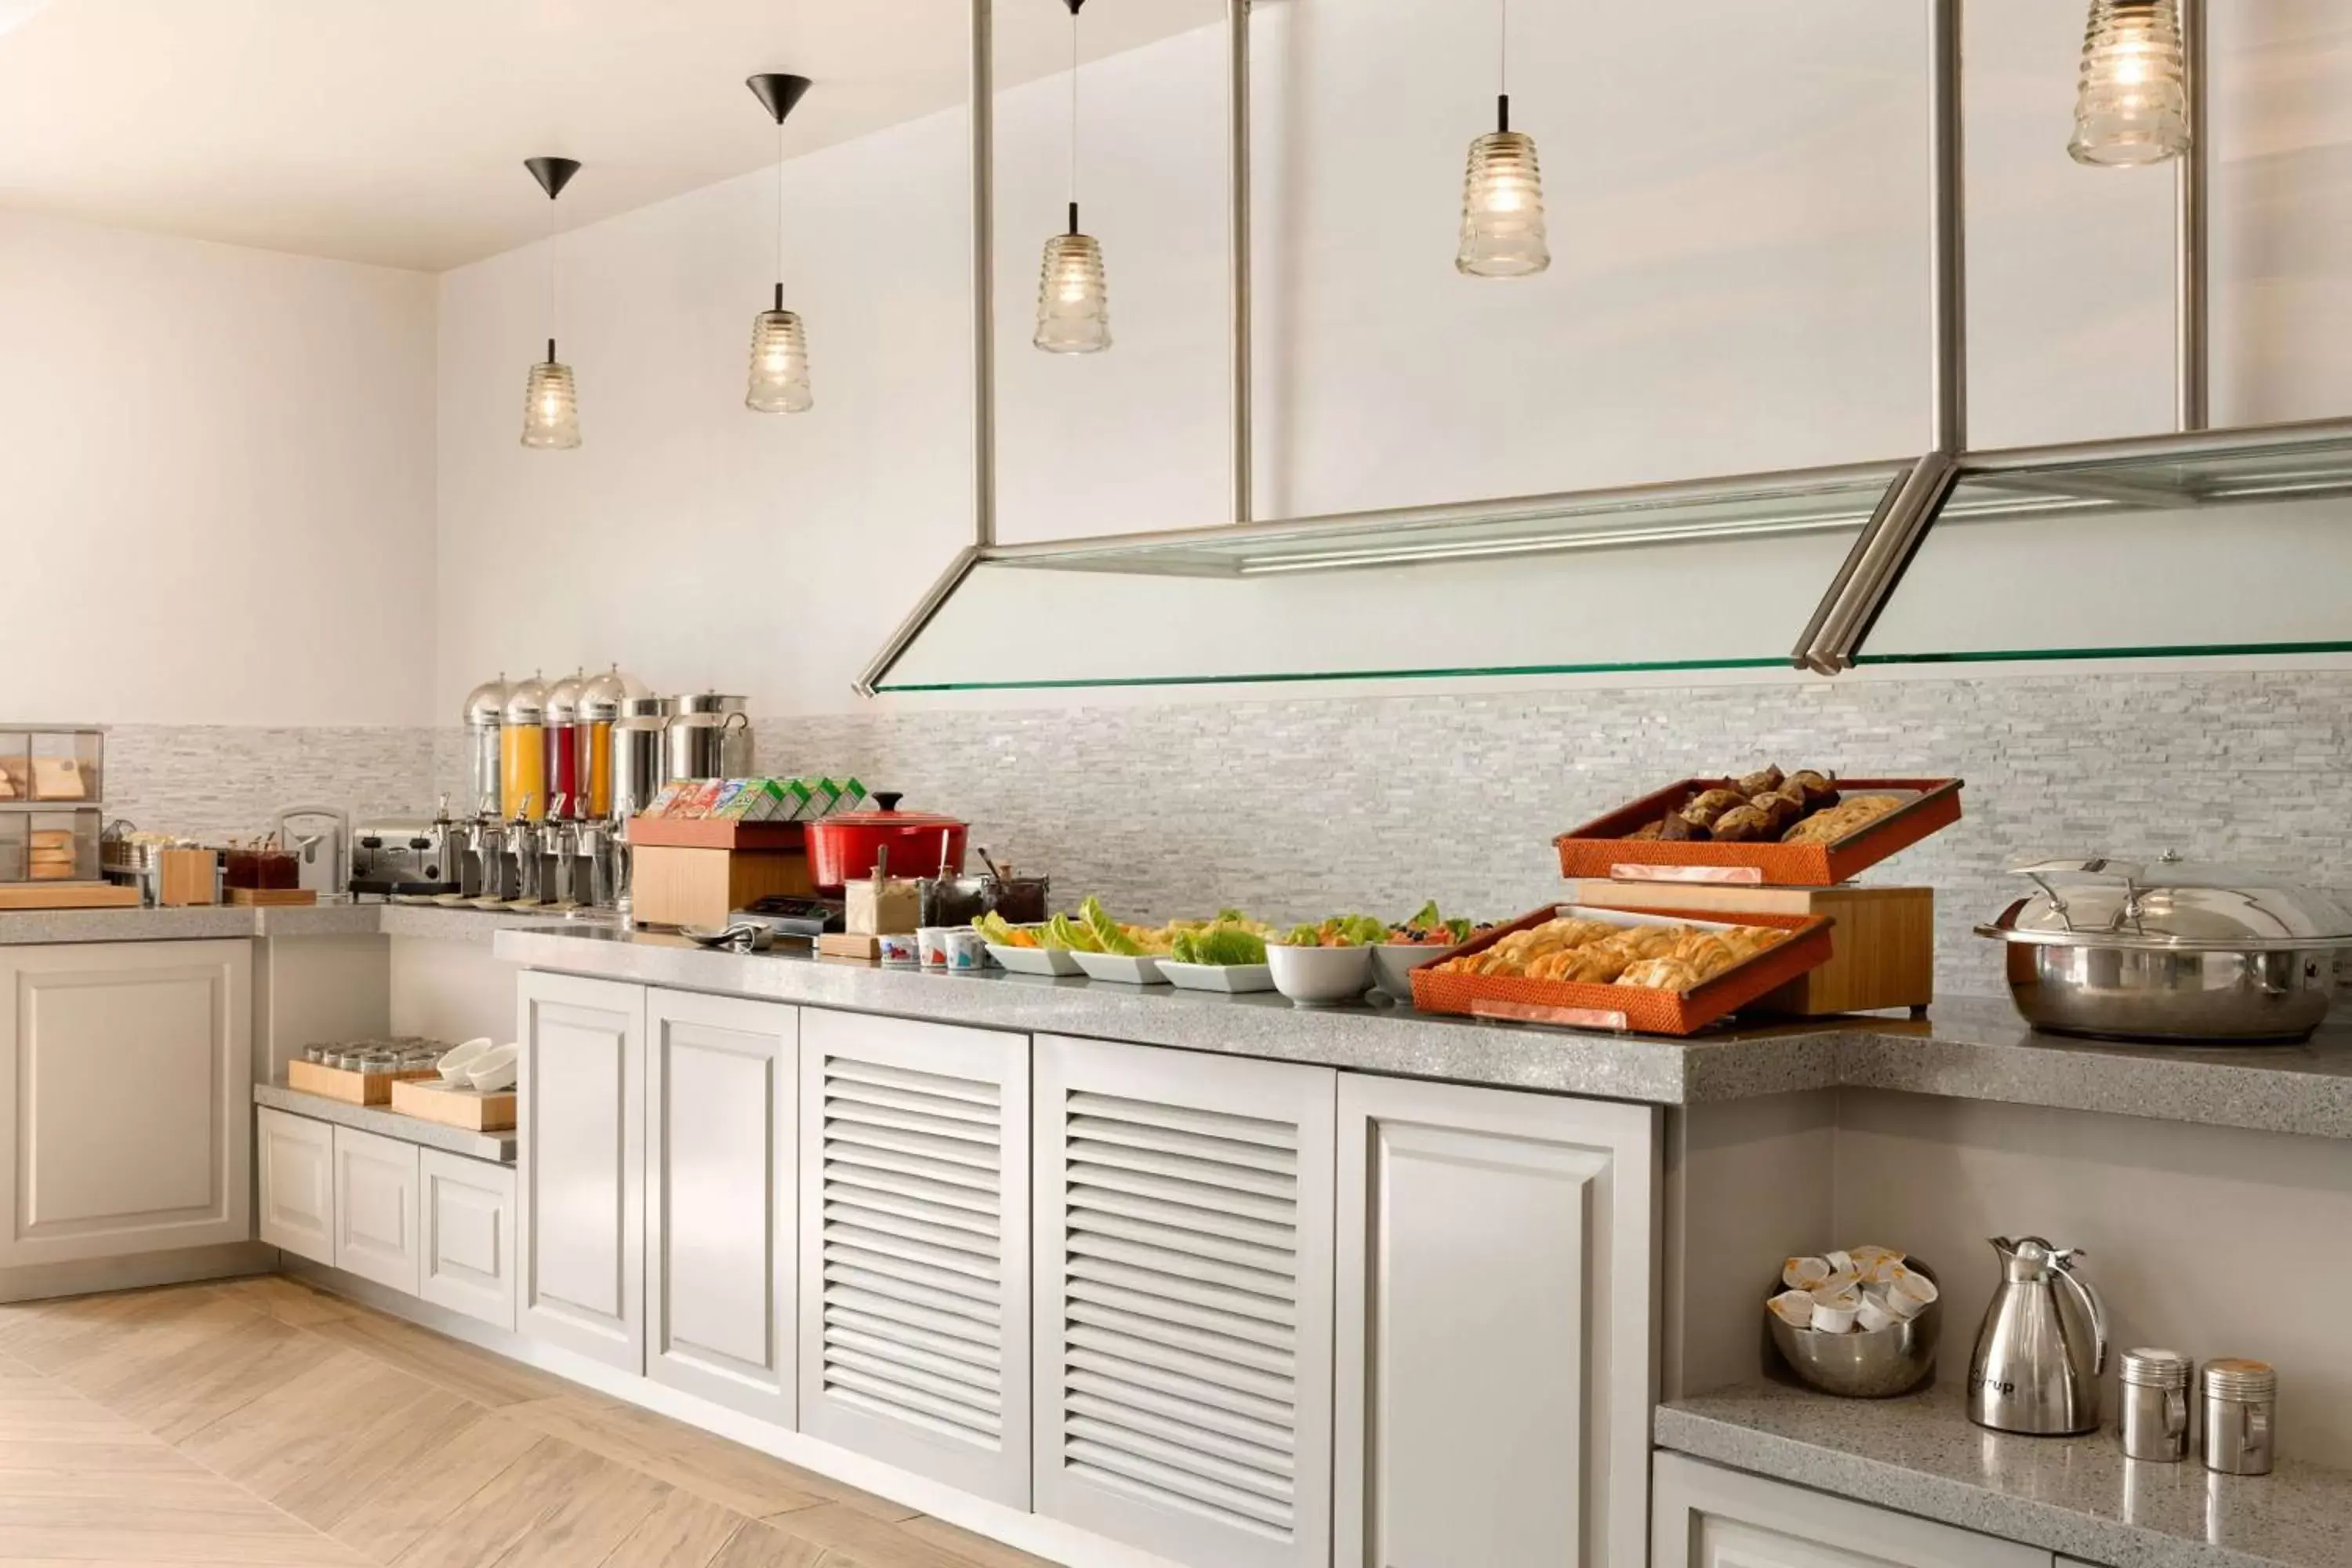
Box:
(545, 193, 558, 363)
(1497, 0, 1510, 132)
(1068, 6, 1080, 216)
(775, 118, 787, 300)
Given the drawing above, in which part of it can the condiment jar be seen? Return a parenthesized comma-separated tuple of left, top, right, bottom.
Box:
(2201, 1358, 2276, 1475)
(2120, 1348, 2192, 1462)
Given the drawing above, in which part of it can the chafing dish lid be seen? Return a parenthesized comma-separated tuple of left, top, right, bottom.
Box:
(1984, 853, 2352, 949)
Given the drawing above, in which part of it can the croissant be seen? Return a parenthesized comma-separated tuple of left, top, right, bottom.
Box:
(1617, 958, 1701, 993)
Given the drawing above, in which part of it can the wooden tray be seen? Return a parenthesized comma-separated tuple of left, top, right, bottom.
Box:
(390, 1076, 516, 1131)
(1569, 880, 1932, 1016)
(1554, 778, 1963, 887)
(0, 881, 142, 911)
(227, 887, 317, 907)
(1410, 904, 1835, 1036)
(287, 1058, 440, 1105)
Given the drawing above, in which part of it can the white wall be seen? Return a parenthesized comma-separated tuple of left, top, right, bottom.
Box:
(433, 0, 2352, 720)
(0, 208, 437, 727)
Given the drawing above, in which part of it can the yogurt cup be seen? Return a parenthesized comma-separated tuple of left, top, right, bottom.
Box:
(944, 928, 986, 971)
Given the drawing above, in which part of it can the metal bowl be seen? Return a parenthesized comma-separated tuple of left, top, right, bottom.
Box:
(1766, 1261, 1940, 1399)
(1982, 936, 2340, 1044)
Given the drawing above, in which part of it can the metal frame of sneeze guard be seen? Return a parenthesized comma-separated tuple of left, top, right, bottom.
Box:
(859, 0, 2344, 696)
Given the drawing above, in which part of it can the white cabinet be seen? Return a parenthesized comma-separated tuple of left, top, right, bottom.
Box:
(518, 970, 645, 1370)
(799, 1008, 1030, 1506)
(0, 940, 251, 1269)
(333, 1126, 420, 1294)
(419, 1148, 517, 1331)
(1653, 1454, 2053, 1568)
(648, 989, 797, 1425)
(1032, 1035, 1334, 1568)
(1336, 1076, 1657, 1568)
(256, 1106, 335, 1266)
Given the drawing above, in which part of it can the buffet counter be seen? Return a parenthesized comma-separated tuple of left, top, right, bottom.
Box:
(0, 900, 604, 946)
(492, 923, 2352, 1140)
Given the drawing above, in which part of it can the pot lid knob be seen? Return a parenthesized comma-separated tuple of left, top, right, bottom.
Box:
(873, 791, 903, 813)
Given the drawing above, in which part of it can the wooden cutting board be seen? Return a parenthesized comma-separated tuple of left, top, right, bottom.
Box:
(287, 1058, 440, 1105)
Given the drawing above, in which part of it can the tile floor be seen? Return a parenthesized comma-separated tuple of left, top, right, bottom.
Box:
(0, 1275, 1058, 1567)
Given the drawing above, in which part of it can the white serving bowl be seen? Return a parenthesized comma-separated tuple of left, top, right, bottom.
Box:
(986, 943, 1084, 977)
(1267, 944, 1374, 1007)
(1160, 960, 1276, 994)
(1071, 950, 1168, 985)
(437, 1037, 495, 1082)
(1368, 943, 1446, 1005)
(464, 1043, 519, 1094)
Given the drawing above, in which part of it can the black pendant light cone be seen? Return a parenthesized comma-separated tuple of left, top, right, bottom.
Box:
(521, 155, 583, 448)
(746, 73, 815, 412)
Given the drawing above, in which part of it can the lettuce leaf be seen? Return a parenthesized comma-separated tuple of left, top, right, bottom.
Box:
(1081, 895, 1144, 956)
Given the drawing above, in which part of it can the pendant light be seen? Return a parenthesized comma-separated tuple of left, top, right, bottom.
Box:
(1034, 0, 1109, 354)
(521, 156, 583, 448)
(1457, 0, 1550, 278)
(2069, 0, 2189, 167)
(746, 72, 815, 412)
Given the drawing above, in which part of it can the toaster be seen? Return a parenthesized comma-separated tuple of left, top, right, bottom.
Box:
(350, 819, 458, 896)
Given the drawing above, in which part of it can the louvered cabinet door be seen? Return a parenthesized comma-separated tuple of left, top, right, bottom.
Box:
(1033, 1035, 1336, 1568)
(1335, 1076, 1658, 1568)
(797, 1010, 1031, 1507)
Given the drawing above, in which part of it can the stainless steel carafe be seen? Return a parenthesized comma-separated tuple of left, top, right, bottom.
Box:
(1967, 1236, 2108, 1436)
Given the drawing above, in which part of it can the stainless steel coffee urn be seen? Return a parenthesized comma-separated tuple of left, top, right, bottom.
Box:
(664, 693, 752, 782)
(463, 674, 508, 815)
(612, 696, 673, 822)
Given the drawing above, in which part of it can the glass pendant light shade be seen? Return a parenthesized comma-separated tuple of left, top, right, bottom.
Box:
(1034, 225, 1111, 354)
(2069, 0, 2188, 167)
(746, 299, 813, 413)
(521, 350, 580, 449)
(1458, 125, 1551, 278)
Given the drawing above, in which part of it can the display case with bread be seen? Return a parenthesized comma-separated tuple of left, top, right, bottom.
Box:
(1555, 771, 1962, 886)
(1410, 903, 1836, 1034)
(0, 729, 131, 908)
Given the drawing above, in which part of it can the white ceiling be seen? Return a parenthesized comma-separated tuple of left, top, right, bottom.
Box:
(0, 0, 1221, 272)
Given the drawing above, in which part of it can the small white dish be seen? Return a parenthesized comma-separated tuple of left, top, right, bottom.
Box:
(1160, 960, 1276, 994)
(437, 1037, 495, 1082)
(1071, 950, 1168, 985)
(464, 1043, 519, 1094)
(988, 943, 1084, 977)
(1267, 944, 1374, 1006)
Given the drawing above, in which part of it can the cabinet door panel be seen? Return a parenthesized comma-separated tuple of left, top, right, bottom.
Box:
(333, 1127, 419, 1294)
(1653, 1454, 2051, 1568)
(1034, 1035, 1334, 1568)
(256, 1107, 334, 1266)
(648, 989, 796, 1425)
(419, 1149, 517, 1331)
(800, 1009, 1029, 1506)
(0, 941, 251, 1267)
(1338, 1076, 1657, 1568)
(518, 971, 644, 1370)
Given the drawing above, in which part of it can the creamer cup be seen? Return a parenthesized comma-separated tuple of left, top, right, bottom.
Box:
(944, 928, 985, 971)
(877, 932, 920, 967)
(1856, 1291, 1900, 1333)
(1809, 1287, 1862, 1334)
(1767, 1290, 1815, 1330)
(917, 926, 951, 968)
(1783, 1255, 1832, 1291)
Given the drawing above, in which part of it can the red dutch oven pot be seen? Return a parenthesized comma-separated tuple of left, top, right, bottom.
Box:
(805, 792, 969, 889)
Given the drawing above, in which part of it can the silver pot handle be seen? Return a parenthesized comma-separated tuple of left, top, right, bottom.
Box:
(2055, 1258, 2110, 1377)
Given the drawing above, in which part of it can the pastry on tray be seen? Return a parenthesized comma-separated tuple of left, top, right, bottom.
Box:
(1435, 914, 1791, 994)
(1613, 766, 1913, 845)
(1781, 793, 1904, 845)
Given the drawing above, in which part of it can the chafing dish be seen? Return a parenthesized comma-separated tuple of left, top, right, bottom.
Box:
(1976, 854, 2352, 1043)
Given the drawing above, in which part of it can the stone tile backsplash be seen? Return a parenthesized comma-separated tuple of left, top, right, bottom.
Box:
(110, 668, 2352, 999)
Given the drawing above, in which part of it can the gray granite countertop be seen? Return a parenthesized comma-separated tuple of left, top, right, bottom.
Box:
(492, 927, 2352, 1138)
(0, 899, 611, 946)
(1658, 1381, 2350, 1568)
(254, 1081, 515, 1163)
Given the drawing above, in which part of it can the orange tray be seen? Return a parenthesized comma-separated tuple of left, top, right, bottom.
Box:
(1410, 904, 1835, 1036)
(1553, 778, 1962, 888)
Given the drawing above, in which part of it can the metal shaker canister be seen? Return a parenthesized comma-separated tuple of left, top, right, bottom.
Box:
(2201, 1359, 2277, 1475)
(2120, 1348, 2192, 1462)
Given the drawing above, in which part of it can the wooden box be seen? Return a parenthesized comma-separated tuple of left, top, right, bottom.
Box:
(159, 848, 220, 906)
(628, 817, 812, 931)
(1570, 880, 1933, 1016)
(0, 881, 141, 911)
(287, 1058, 440, 1106)
(390, 1076, 516, 1131)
